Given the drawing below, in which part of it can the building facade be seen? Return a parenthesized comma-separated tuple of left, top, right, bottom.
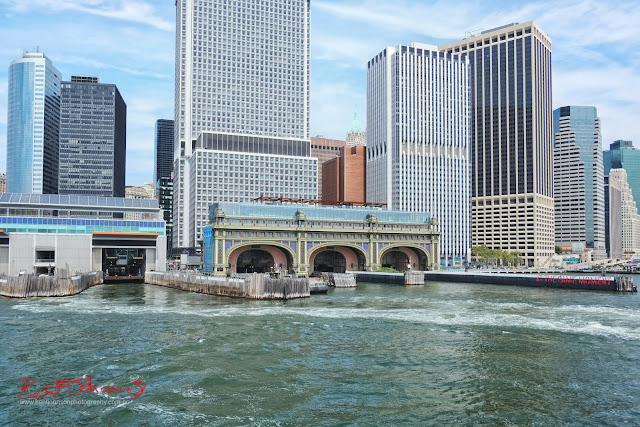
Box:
(0, 174, 5, 193)
(311, 136, 347, 200)
(58, 76, 126, 197)
(606, 169, 640, 258)
(154, 119, 174, 189)
(322, 146, 366, 203)
(605, 174, 623, 260)
(7, 52, 61, 194)
(367, 43, 470, 267)
(440, 22, 555, 267)
(202, 202, 439, 276)
(0, 193, 166, 276)
(157, 177, 173, 256)
(604, 140, 640, 207)
(553, 106, 605, 258)
(174, 0, 313, 253)
(188, 133, 317, 249)
(346, 111, 366, 147)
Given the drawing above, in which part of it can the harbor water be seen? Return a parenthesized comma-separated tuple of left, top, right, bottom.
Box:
(1, 279, 639, 424)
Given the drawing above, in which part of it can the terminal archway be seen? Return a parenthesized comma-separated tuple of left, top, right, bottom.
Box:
(380, 245, 431, 271)
(236, 249, 275, 273)
(228, 244, 295, 274)
(381, 250, 410, 271)
(313, 250, 347, 273)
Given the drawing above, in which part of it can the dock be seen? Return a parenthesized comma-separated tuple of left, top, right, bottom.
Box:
(353, 270, 637, 292)
(424, 271, 636, 292)
(145, 271, 310, 299)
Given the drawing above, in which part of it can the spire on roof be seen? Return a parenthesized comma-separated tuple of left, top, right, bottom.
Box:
(349, 111, 361, 133)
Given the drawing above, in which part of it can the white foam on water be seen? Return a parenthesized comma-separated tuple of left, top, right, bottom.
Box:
(11, 293, 640, 340)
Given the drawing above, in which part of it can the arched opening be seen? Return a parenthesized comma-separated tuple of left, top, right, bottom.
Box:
(313, 250, 347, 273)
(381, 250, 410, 271)
(236, 249, 274, 273)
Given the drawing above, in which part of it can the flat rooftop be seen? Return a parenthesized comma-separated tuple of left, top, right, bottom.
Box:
(209, 202, 433, 225)
(0, 193, 159, 211)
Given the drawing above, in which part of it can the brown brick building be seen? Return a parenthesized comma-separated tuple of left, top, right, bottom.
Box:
(322, 146, 366, 203)
(310, 137, 346, 199)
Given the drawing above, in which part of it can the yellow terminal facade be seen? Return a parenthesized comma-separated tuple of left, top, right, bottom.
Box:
(202, 202, 440, 276)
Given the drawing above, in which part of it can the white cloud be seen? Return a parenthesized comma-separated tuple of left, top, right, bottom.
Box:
(55, 55, 172, 80)
(0, 0, 173, 31)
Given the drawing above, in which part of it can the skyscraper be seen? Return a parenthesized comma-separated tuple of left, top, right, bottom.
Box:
(553, 106, 605, 258)
(6, 52, 61, 194)
(367, 43, 470, 266)
(440, 22, 554, 267)
(174, 0, 315, 251)
(605, 174, 623, 260)
(603, 140, 640, 207)
(606, 169, 640, 258)
(58, 76, 126, 197)
(154, 119, 174, 189)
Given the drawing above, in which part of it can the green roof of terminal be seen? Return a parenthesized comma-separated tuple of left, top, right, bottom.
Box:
(209, 202, 432, 224)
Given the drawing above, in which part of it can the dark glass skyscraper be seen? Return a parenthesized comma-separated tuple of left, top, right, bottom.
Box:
(154, 119, 174, 188)
(58, 76, 126, 197)
(440, 22, 554, 267)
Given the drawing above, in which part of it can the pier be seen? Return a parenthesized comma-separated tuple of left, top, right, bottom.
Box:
(0, 270, 103, 298)
(353, 271, 426, 286)
(424, 271, 637, 292)
(145, 271, 310, 299)
(353, 270, 637, 292)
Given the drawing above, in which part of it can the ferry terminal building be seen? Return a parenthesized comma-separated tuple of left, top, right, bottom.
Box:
(202, 200, 440, 276)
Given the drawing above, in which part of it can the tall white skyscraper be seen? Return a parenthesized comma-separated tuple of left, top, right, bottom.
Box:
(174, 0, 314, 251)
(553, 106, 605, 258)
(367, 43, 471, 266)
(6, 52, 61, 194)
(440, 22, 554, 267)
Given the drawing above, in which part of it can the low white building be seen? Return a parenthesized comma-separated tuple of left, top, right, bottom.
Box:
(0, 193, 166, 276)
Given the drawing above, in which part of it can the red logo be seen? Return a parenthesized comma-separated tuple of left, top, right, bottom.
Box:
(19, 377, 146, 400)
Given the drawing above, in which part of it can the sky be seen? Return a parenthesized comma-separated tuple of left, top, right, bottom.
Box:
(0, 0, 639, 186)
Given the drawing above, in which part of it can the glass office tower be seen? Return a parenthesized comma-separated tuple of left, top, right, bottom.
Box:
(6, 52, 61, 194)
(174, 0, 315, 251)
(58, 76, 126, 197)
(440, 22, 554, 267)
(553, 106, 605, 258)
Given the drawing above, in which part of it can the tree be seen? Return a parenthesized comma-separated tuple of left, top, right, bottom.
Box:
(555, 246, 563, 255)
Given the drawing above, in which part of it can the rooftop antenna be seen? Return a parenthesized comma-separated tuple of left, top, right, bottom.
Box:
(464, 27, 483, 39)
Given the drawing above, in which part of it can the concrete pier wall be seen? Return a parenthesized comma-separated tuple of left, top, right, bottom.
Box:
(424, 272, 636, 292)
(0, 271, 103, 298)
(245, 274, 309, 299)
(353, 271, 424, 285)
(145, 272, 310, 299)
(145, 271, 246, 298)
(321, 273, 357, 288)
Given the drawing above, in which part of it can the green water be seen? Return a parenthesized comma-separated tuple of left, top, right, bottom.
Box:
(1, 281, 639, 425)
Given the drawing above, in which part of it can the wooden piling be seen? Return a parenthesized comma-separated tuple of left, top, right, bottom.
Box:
(0, 271, 103, 298)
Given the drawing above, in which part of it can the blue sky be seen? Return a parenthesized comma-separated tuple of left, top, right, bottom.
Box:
(1, 0, 639, 186)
